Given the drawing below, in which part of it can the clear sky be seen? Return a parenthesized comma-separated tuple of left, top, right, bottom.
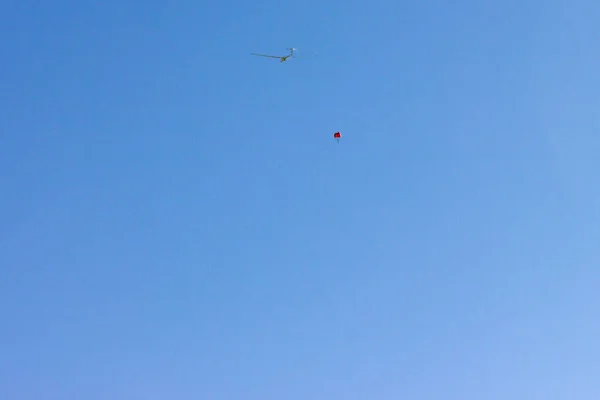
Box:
(1, 0, 600, 398)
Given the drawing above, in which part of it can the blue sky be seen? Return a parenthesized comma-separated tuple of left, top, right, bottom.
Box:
(1, 0, 600, 398)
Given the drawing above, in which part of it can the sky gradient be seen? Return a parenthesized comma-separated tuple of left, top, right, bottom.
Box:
(1, 0, 600, 398)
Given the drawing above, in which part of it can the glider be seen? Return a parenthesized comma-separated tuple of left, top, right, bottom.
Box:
(251, 48, 296, 63)
(333, 132, 341, 143)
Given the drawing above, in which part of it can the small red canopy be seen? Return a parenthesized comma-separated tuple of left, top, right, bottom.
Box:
(333, 132, 341, 139)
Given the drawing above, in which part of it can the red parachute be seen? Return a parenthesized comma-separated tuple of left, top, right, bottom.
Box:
(333, 132, 341, 143)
